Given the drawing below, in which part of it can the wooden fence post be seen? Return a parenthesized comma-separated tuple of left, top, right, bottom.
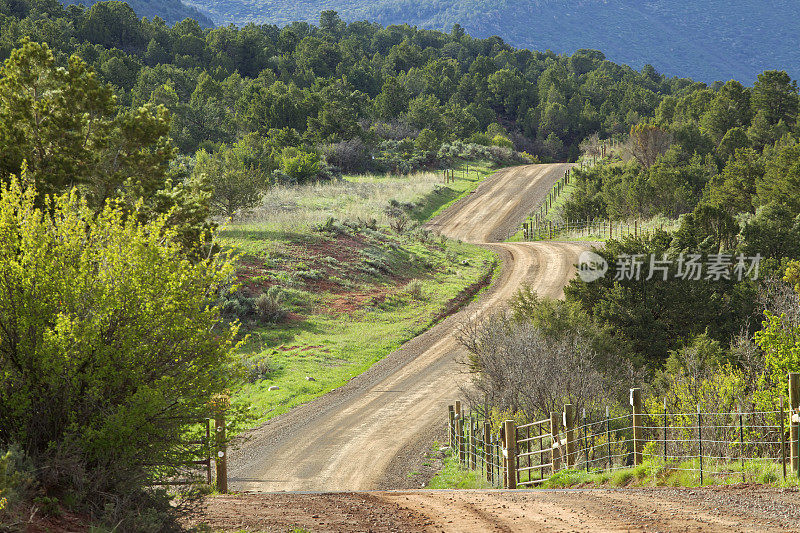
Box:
(663, 397, 668, 463)
(495, 436, 500, 486)
(458, 415, 465, 464)
(205, 418, 212, 485)
(469, 417, 476, 469)
(484, 422, 492, 482)
(448, 405, 455, 449)
(564, 404, 575, 468)
(790, 373, 799, 472)
(781, 396, 787, 480)
(605, 406, 611, 471)
(215, 412, 227, 494)
(583, 408, 589, 471)
(697, 404, 703, 485)
(630, 388, 642, 466)
(550, 411, 561, 474)
(504, 420, 517, 489)
(739, 408, 745, 483)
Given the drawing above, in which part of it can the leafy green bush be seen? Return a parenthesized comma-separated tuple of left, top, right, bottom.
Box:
(281, 150, 322, 183)
(0, 177, 240, 527)
(491, 134, 514, 149)
(0, 446, 36, 525)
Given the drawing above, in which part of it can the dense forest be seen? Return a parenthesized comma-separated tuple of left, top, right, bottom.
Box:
(0, 0, 720, 218)
(2, 1, 800, 529)
(182, 0, 800, 83)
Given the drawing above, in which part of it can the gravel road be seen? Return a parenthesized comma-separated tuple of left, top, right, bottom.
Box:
(228, 163, 582, 492)
(191, 486, 800, 532)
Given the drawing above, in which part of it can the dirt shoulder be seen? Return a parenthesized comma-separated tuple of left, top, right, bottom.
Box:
(189, 486, 800, 532)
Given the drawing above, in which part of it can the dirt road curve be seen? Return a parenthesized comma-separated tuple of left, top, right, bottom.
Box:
(229, 164, 581, 492)
(192, 486, 800, 532)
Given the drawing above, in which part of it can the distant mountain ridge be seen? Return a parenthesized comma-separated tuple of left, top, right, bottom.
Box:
(67, 0, 214, 27)
(181, 0, 799, 83)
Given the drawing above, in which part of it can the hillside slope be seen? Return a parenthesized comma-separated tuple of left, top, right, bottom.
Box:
(183, 0, 799, 83)
(67, 0, 214, 26)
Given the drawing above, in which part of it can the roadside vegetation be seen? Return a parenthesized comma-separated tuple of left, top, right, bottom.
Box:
(429, 453, 797, 490)
(426, 452, 493, 490)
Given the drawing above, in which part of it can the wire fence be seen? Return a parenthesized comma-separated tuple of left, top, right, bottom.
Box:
(522, 217, 670, 241)
(150, 414, 229, 492)
(447, 383, 800, 489)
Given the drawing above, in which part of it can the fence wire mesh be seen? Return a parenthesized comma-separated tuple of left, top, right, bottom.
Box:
(448, 400, 798, 488)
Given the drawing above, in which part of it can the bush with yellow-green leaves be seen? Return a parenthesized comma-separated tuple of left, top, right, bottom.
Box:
(0, 176, 242, 530)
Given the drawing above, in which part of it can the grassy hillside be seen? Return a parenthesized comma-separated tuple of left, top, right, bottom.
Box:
(66, 0, 214, 26)
(183, 0, 800, 83)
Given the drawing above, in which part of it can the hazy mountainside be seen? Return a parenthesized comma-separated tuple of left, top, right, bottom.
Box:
(67, 0, 214, 26)
(183, 0, 799, 83)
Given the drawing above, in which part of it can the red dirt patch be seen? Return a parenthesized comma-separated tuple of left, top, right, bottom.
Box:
(300, 345, 324, 351)
(325, 286, 397, 314)
(233, 232, 421, 319)
(301, 236, 367, 265)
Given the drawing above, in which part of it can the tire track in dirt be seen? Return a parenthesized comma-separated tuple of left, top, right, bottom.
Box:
(228, 163, 583, 492)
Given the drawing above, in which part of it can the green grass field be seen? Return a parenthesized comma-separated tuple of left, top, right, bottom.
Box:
(219, 161, 501, 423)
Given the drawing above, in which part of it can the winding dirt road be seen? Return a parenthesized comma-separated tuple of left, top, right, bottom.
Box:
(196, 164, 800, 531)
(228, 164, 582, 492)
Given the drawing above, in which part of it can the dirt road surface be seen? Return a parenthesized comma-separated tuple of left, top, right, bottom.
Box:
(191, 486, 800, 532)
(228, 163, 581, 493)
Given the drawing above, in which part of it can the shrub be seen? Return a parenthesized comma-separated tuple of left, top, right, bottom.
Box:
(219, 289, 256, 320)
(322, 138, 371, 173)
(405, 279, 425, 300)
(415, 128, 440, 152)
(194, 136, 271, 217)
(243, 358, 276, 384)
(370, 120, 419, 140)
(467, 132, 492, 146)
(0, 446, 36, 524)
(389, 213, 410, 234)
(457, 295, 633, 420)
(281, 150, 322, 183)
(491, 134, 514, 149)
(0, 177, 240, 527)
(254, 287, 289, 323)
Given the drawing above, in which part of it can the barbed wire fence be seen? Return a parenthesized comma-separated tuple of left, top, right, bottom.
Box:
(447, 373, 800, 488)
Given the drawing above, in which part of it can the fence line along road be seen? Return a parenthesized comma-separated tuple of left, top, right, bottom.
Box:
(449, 372, 800, 488)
